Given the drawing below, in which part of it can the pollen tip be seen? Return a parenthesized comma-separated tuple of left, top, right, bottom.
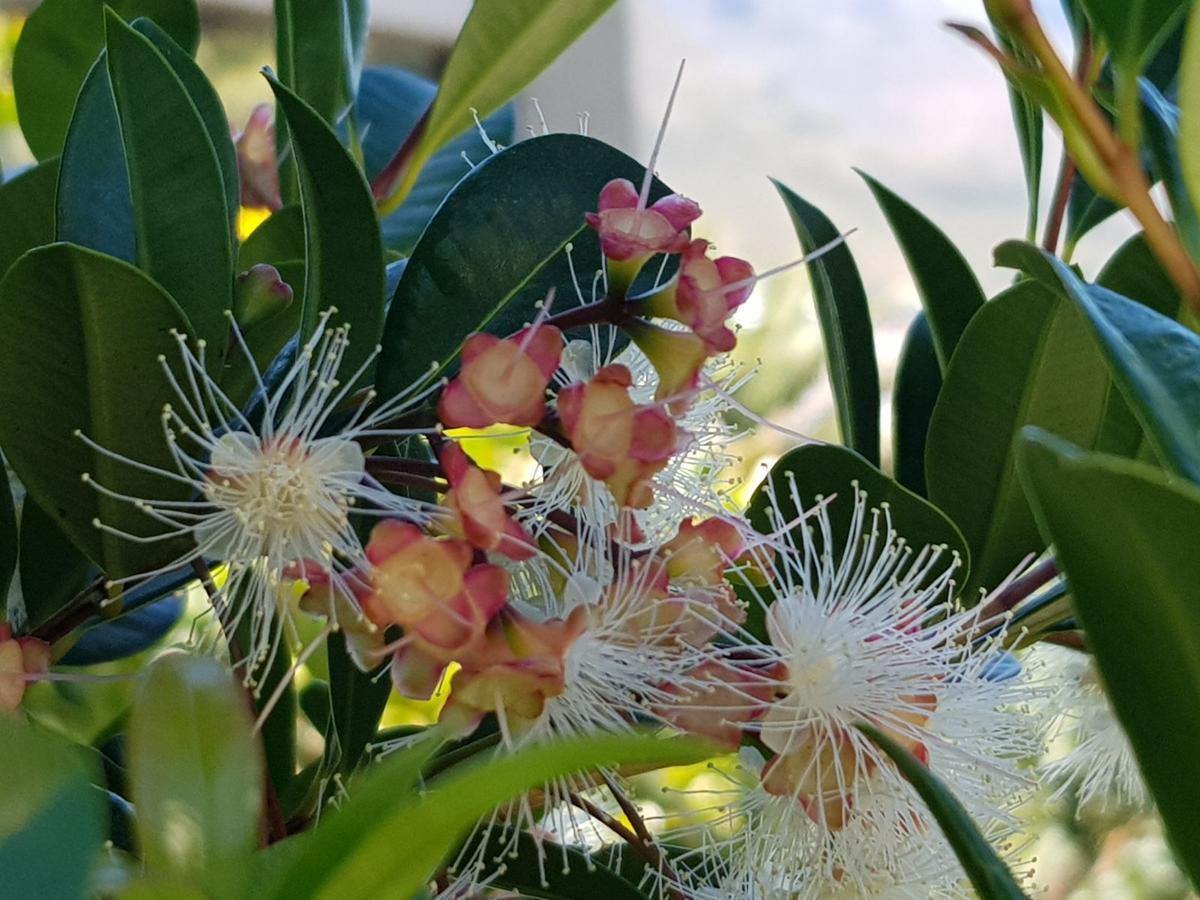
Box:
(72, 428, 83, 437)
(91, 517, 102, 528)
(157, 354, 167, 363)
(80, 472, 90, 482)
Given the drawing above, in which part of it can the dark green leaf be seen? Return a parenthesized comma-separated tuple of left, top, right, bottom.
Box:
(0, 465, 13, 603)
(484, 832, 652, 899)
(1078, 0, 1189, 73)
(233, 602, 295, 798)
(132, 18, 240, 232)
(893, 312, 943, 496)
(105, 11, 233, 357)
(274, 0, 367, 128)
(1064, 169, 1120, 253)
(925, 273, 1110, 590)
(0, 718, 105, 900)
(858, 724, 1029, 899)
(55, 55, 135, 263)
(1000, 240, 1200, 484)
(239, 205, 305, 271)
(325, 630, 391, 776)
(376, 133, 676, 396)
(357, 66, 516, 257)
(16, 498, 92, 633)
(858, 171, 986, 369)
(378, 0, 616, 210)
(1140, 81, 1200, 258)
(0, 244, 191, 576)
(59, 596, 183, 666)
(772, 179, 880, 465)
(11, 0, 198, 160)
(746, 443, 968, 637)
(1018, 430, 1200, 886)
(129, 653, 263, 897)
(994, 26, 1044, 240)
(0, 158, 58, 280)
(266, 73, 385, 381)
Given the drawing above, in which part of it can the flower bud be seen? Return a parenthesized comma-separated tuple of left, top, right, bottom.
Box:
(234, 263, 294, 331)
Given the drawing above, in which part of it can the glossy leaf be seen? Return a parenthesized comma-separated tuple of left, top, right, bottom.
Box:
(1001, 240, 1200, 484)
(376, 133, 675, 396)
(274, 734, 712, 900)
(105, 12, 233, 358)
(132, 18, 239, 230)
(59, 596, 184, 666)
(16, 498, 92, 633)
(325, 630, 392, 776)
(55, 56, 136, 263)
(0, 244, 191, 575)
(266, 73, 385, 381)
(378, 0, 616, 211)
(0, 717, 105, 900)
(925, 276, 1110, 591)
(893, 311, 943, 496)
(1018, 431, 1200, 885)
(129, 653, 263, 897)
(274, 0, 367, 129)
(858, 171, 986, 369)
(11, 0, 198, 160)
(772, 179, 880, 465)
(357, 66, 516, 257)
(859, 724, 1029, 899)
(485, 832, 651, 899)
(0, 158, 58, 280)
(1139, 79, 1200, 259)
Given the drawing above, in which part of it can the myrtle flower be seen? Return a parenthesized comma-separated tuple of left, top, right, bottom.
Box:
(1037, 644, 1148, 812)
(668, 478, 1042, 897)
(79, 311, 438, 683)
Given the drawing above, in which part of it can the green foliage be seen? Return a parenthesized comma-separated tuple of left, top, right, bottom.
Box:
(773, 179, 880, 465)
(1019, 431, 1200, 885)
(0, 466, 13, 602)
(16, 498, 91, 632)
(892, 312, 942, 497)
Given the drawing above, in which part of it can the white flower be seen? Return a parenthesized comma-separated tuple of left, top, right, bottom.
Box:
(669, 477, 1043, 898)
(79, 310, 438, 683)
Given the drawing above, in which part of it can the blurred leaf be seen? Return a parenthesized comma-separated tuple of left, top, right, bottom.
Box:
(0, 158, 58, 280)
(132, 18, 239, 232)
(129, 653, 263, 898)
(0, 465, 14, 604)
(11, 0, 198, 160)
(271, 734, 711, 900)
(925, 274, 1110, 591)
(746, 443, 967, 637)
(0, 244, 191, 576)
(1001, 240, 1200, 484)
(1018, 431, 1200, 886)
(858, 724, 1029, 899)
(1065, 169, 1120, 252)
(357, 66, 516, 257)
(55, 56, 136, 263)
(17, 498, 92, 633)
(378, 0, 615, 212)
(376, 133, 676, 397)
(325, 630, 391, 776)
(59, 596, 183, 666)
(266, 73, 385, 382)
(893, 312, 943, 496)
(104, 12, 233, 359)
(858, 171, 986, 369)
(1078, 0, 1189, 76)
(0, 718, 105, 900)
(1178, 1, 1200, 224)
(994, 26, 1044, 240)
(772, 179, 880, 465)
(1139, 79, 1200, 258)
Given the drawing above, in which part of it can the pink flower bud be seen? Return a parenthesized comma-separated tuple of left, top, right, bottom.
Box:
(642, 239, 754, 354)
(0, 625, 49, 712)
(234, 103, 281, 211)
(234, 263, 294, 330)
(584, 178, 701, 263)
(656, 659, 782, 751)
(438, 325, 563, 429)
(439, 442, 536, 560)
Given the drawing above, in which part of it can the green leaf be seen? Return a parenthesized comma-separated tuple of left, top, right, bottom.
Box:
(239, 205, 305, 271)
(1065, 169, 1120, 253)
(105, 11, 233, 358)
(11, 0, 198, 161)
(925, 274, 1110, 591)
(232, 602, 295, 798)
(1178, 0, 1200, 225)
(274, 0, 367, 129)
(1139, 79, 1200, 259)
(772, 179, 880, 465)
(994, 26, 1044, 240)
(274, 734, 711, 900)
(132, 18, 240, 232)
(857, 171, 986, 369)
(55, 54, 136, 263)
(1079, 0, 1189, 75)
(1001, 240, 1200, 484)
(129, 653, 263, 897)
(0, 718, 105, 900)
(0, 244, 191, 576)
(325, 630, 392, 776)
(858, 724, 1029, 899)
(893, 312, 943, 497)
(483, 832, 652, 899)
(265, 73, 385, 381)
(357, 66, 516, 257)
(16, 498, 92, 633)
(0, 158, 58, 280)
(1018, 431, 1200, 886)
(0, 464, 14, 603)
(375, 133, 676, 397)
(746, 444, 967, 637)
(378, 0, 616, 211)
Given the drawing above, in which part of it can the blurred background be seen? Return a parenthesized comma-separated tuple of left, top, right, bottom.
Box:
(0, 1, 1186, 896)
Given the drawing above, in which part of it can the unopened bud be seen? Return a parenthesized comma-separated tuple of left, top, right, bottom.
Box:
(234, 264, 294, 330)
